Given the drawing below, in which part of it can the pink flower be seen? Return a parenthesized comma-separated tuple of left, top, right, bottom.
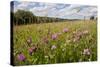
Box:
(32, 46, 37, 52)
(63, 28, 69, 33)
(83, 48, 91, 55)
(51, 34, 57, 40)
(17, 53, 26, 61)
(28, 48, 33, 55)
(51, 45, 56, 50)
(28, 46, 37, 55)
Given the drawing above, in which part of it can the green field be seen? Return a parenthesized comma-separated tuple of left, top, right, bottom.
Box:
(13, 20, 97, 65)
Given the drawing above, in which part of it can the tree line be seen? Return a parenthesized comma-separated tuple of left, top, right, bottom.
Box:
(11, 10, 97, 25)
(11, 10, 65, 25)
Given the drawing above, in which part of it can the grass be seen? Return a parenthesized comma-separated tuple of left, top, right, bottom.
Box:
(13, 20, 97, 66)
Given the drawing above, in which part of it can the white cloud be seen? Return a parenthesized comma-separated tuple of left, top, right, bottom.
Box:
(52, 5, 83, 18)
(55, 5, 97, 19)
(76, 6, 97, 17)
(90, 7, 97, 13)
(29, 3, 57, 16)
(66, 4, 82, 10)
(14, 2, 36, 12)
(14, 2, 97, 19)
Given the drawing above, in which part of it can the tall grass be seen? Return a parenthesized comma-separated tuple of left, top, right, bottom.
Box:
(13, 20, 97, 65)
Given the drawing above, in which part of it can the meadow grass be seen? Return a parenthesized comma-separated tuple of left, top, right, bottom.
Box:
(13, 20, 97, 65)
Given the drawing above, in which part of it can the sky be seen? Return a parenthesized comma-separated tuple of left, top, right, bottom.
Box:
(12, 1, 97, 19)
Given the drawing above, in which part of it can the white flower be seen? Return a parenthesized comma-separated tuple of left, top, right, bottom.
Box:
(83, 30, 89, 35)
(83, 48, 91, 55)
(51, 45, 56, 50)
(45, 56, 49, 58)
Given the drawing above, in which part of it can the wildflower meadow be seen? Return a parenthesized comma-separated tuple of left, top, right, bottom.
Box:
(13, 20, 97, 65)
(11, 1, 97, 66)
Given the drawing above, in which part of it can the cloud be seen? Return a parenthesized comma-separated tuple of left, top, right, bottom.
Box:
(66, 4, 83, 10)
(76, 6, 97, 17)
(49, 4, 84, 18)
(54, 5, 97, 19)
(29, 3, 57, 16)
(14, 1, 36, 12)
(13, 1, 97, 19)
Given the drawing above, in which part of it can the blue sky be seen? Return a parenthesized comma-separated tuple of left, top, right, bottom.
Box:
(13, 1, 97, 19)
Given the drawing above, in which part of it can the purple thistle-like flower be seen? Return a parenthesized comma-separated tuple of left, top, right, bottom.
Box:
(83, 48, 91, 55)
(51, 34, 57, 40)
(51, 45, 56, 50)
(63, 28, 69, 33)
(17, 53, 26, 61)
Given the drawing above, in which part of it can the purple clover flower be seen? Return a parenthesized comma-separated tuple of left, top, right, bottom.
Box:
(63, 28, 69, 33)
(17, 53, 26, 61)
(51, 34, 57, 40)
